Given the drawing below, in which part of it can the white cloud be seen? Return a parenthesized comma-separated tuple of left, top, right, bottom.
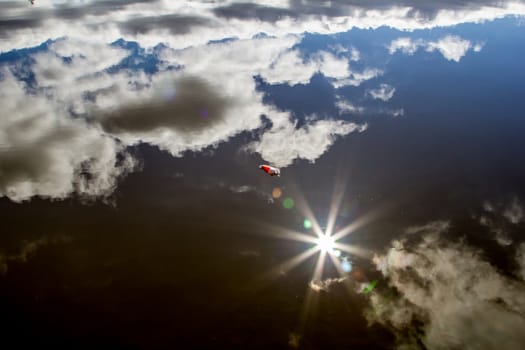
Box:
(332, 68, 384, 88)
(426, 35, 481, 62)
(336, 99, 365, 115)
(389, 108, 405, 117)
(246, 111, 367, 167)
(389, 35, 484, 62)
(33, 39, 128, 86)
(367, 83, 396, 101)
(317, 51, 350, 79)
(368, 222, 525, 350)
(388, 37, 421, 55)
(259, 49, 319, 86)
(331, 44, 361, 61)
(259, 50, 350, 86)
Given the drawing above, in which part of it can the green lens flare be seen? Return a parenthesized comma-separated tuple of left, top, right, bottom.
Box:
(303, 219, 312, 229)
(363, 280, 377, 294)
(283, 198, 295, 209)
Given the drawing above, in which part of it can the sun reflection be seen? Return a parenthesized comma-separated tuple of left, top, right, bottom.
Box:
(254, 176, 379, 285)
(315, 234, 335, 253)
(247, 166, 389, 331)
(247, 164, 393, 334)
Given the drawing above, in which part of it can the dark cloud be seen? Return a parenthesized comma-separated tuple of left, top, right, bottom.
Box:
(213, 0, 513, 22)
(97, 76, 233, 134)
(291, 0, 512, 18)
(51, 0, 159, 20)
(118, 14, 211, 35)
(0, 0, 159, 35)
(0, 0, 519, 41)
(0, 127, 77, 186)
(212, 3, 295, 22)
(0, 17, 42, 38)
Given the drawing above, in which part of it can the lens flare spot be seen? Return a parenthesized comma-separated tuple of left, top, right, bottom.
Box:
(272, 187, 282, 199)
(341, 259, 352, 272)
(351, 267, 365, 282)
(362, 280, 377, 294)
(303, 219, 312, 229)
(283, 197, 295, 209)
(333, 249, 341, 258)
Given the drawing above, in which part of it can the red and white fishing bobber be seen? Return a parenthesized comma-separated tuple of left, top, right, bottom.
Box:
(259, 164, 280, 177)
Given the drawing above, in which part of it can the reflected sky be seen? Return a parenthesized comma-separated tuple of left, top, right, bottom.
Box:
(1, 1, 525, 349)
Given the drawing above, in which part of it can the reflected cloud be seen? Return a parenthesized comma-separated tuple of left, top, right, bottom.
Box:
(0, 234, 71, 274)
(260, 50, 350, 86)
(0, 72, 137, 202)
(246, 112, 367, 168)
(336, 99, 365, 115)
(389, 35, 484, 62)
(309, 277, 346, 292)
(98, 76, 233, 134)
(0, 0, 522, 203)
(368, 222, 525, 350)
(476, 197, 524, 246)
(366, 83, 396, 101)
(1, 0, 524, 52)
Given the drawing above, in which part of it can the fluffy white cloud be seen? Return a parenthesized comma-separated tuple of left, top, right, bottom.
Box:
(388, 37, 420, 55)
(259, 50, 350, 86)
(427, 35, 483, 62)
(389, 35, 484, 62)
(367, 83, 396, 101)
(332, 68, 384, 88)
(336, 99, 365, 115)
(368, 222, 525, 350)
(246, 111, 367, 167)
(331, 44, 361, 61)
(259, 49, 318, 86)
(33, 39, 128, 86)
(317, 51, 351, 80)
